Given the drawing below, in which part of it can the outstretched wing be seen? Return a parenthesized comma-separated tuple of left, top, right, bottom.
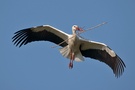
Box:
(80, 39, 126, 77)
(12, 25, 69, 47)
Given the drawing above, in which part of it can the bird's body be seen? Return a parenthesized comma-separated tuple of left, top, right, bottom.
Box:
(12, 25, 126, 77)
(60, 32, 84, 68)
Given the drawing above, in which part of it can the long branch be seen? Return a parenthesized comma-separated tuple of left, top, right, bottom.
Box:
(78, 22, 107, 35)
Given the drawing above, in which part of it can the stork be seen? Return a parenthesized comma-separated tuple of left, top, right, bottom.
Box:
(12, 25, 126, 77)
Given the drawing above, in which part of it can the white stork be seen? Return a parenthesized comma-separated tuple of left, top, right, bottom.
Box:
(12, 25, 126, 77)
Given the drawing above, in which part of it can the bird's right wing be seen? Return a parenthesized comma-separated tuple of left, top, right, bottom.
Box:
(79, 39, 126, 77)
(12, 25, 70, 47)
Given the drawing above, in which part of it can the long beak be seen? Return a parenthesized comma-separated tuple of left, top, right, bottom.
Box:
(77, 27, 84, 32)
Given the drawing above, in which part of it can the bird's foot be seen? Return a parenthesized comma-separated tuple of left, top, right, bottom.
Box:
(69, 61, 73, 69)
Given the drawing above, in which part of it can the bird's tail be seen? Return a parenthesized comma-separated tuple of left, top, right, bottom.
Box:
(59, 46, 84, 62)
(74, 51, 84, 62)
(59, 46, 70, 59)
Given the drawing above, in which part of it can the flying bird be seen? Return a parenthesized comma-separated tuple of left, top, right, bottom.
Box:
(12, 25, 126, 77)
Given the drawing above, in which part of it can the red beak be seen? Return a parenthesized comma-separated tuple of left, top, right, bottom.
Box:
(77, 27, 84, 32)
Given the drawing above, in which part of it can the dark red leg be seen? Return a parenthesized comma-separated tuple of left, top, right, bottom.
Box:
(69, 51, 75, 69)
(69, 60, 73, 69)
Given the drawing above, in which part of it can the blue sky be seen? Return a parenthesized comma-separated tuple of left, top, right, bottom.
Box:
(0, 0, 135, 90)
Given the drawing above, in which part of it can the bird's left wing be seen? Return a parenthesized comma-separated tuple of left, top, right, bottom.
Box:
(79, 39, 126, 77)
(12, 25, 69, 47)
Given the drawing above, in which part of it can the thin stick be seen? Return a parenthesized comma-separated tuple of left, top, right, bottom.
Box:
(51, 38, 68, 48)
(51, 36, 75, 48)
(78, 22, 107, 35)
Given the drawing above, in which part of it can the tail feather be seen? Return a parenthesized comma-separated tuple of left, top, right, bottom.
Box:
(59, 46, 70, 59)
(74, 52, 84, 62)
(59, 46, 84, 62)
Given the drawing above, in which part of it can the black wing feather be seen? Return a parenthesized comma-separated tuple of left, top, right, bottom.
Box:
(12, 27, 68, 47)
(80, 48, 126, 77)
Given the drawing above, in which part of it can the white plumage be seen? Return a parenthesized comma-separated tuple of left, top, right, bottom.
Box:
(12, 25, 126, 77)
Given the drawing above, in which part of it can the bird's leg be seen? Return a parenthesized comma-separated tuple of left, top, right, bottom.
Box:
(69, 51, 73, 69)
(69, 61, 73, 69)
(70, 51, 72, 60)
(69, 51, 75, 69)
(71, 53, 75, 60)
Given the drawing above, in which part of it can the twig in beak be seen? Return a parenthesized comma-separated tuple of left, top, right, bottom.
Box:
(78, 22, 107, 35)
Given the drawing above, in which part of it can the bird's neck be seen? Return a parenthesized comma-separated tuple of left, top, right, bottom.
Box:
(72, 30, 76, 35)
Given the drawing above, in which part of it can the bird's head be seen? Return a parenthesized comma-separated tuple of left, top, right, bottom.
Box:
(72, 25, 84, 34)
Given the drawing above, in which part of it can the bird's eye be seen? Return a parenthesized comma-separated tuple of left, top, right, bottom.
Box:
(74, 26, 76, 28)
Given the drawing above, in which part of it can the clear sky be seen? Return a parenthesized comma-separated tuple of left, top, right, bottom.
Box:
(0, 0, 135, 90)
